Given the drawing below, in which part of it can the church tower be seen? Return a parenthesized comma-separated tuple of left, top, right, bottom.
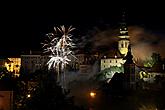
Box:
(118, 11, 130, 56)
(124, 45, 136, 89)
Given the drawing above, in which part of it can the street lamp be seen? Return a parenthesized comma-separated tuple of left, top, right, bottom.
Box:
(90, 91, 96, 98)
(27, 94, 31, 98)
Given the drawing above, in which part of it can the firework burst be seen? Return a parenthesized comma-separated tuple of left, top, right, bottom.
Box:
(41, 25, 76, 86)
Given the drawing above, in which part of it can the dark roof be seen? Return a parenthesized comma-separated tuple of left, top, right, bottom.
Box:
(103, 49, 124, 58)
(75, 49, 91, 55)
(21, 50, 42, 55)
(118, 38, 129, 41)
(6, 58, 12, 63)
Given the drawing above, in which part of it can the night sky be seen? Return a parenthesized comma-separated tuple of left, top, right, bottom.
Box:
(0, 2, 165, 58)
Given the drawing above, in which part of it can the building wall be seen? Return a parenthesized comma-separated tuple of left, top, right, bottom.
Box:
(101, 58, 125, 70)
(21, 51, 97, 74)
(21, 54, 49, 73)
(69, 53, 97, 72)
(140, 71, 165, 83)
(0, 91, 13, 110)
(118, 39, 130, 56)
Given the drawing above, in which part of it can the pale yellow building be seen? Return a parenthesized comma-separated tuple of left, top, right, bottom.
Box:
(101, 49, 125, 70)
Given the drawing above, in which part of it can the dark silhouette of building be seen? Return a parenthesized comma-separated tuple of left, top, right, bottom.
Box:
(124, 45, 136, 90)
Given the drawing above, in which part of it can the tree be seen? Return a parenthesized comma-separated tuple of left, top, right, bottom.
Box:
(151, 53, 161, 63)
(144, 53, 162, 67)
(14, 69, 82, 110)
(93, 66, 124, 82)
(0, 67, 13, 80)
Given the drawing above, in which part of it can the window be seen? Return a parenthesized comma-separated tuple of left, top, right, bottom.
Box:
(116, 60, 117, 63)
(110, 60, 111, 63)
(121, 43, 124, 48)
(104, 60, 105, 63)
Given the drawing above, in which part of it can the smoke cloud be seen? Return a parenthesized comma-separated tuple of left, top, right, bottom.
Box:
(129, 26, 165, 60)
(79, 26, 165, 60)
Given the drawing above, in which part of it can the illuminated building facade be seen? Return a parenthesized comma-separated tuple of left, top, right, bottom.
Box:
(118, 17, 130, 56)
(101, 49, 125, 70)
(101, 14, 129, 70)
(5, 58, 21, 77)
(139, 61, 165, 83)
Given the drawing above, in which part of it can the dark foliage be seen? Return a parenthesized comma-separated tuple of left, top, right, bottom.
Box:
(14, 68, 85, 110)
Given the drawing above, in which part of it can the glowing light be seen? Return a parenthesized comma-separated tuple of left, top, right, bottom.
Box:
(90, 91, 96, 98)
(115, 55, 117, 58)
(27, 94, 31, 98)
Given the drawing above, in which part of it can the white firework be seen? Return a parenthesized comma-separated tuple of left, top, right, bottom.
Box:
(41, 25, 76, 85)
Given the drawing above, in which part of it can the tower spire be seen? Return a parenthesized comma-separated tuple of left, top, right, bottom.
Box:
(124, 44, 133, 64)
(119, 10, 128, 36)
(118, 9, 130, 56)
(122, 10, 126, 22)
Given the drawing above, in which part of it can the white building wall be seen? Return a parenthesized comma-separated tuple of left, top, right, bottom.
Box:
(101, 58, 125, 70)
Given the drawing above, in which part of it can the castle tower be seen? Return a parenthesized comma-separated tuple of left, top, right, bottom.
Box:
(124, 45, 136, 89)
(118, 11, 130, 56)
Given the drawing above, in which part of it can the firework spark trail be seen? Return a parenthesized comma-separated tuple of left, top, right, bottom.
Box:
(42, 25, 76, 88)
